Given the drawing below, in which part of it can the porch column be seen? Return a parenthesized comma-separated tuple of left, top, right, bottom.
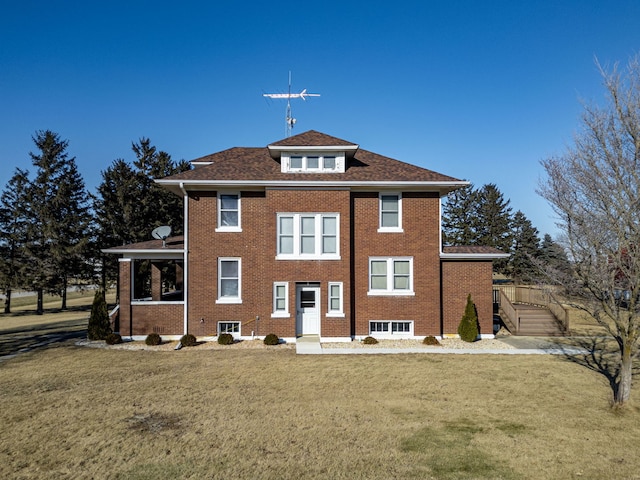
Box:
(151, 262, 162, 301)
(118, 258, 132, 337)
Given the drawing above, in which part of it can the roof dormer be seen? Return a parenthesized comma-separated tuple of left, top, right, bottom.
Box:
(267, 130, 359, 173)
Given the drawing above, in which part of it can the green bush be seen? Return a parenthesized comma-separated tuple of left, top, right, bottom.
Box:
(263, 333, 279, 346)
(105, 333, 122, 345)
(458, 294, 479, 342)
(145, 333, 162, 346)
(87, 289, 112, 341)
(180, 333, 197, 347)
(363, 336, 378, 345)
(218, 333, 234, 345)
(423, 335, 440, 346)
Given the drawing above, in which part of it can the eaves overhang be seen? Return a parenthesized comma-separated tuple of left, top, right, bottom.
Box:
(101, 248, 184, 260)
(267, 144, 359, 160)
(155, 179, 470, 197)
(439, 252, 511, 260)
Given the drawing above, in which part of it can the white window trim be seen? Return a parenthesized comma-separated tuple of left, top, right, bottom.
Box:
(378, 193, 403, 233)
(327, 282, 344, 317)
(218, 321, 241, 337)
(369, 320, 414, 337)
(276, 213, 340, 260)
(368, 257, 414, 296)
(216, 192, 242, 232)
(281, 152, 346, 173)
(271, 282, 290, 318)
(216, 257, 242, 304)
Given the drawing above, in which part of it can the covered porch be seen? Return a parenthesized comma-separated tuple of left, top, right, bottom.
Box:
(103, 236, 186, 339)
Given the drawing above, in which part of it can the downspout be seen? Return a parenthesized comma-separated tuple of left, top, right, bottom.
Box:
(438, 195, 444, 337)
(180, 182, 189, 336)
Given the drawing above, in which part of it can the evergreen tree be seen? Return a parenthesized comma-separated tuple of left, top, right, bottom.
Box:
(442, 184, 478, 246)
(87, 289, 112, 340)
(458, 294, 479, 342)
(23, 131, 93, 312)
(0, 169, 30, 313)
(94, 138, 191, 290)
(474, 184, 513, 273)
(538, 234, 572, 283)
(509, 210, 541, 283)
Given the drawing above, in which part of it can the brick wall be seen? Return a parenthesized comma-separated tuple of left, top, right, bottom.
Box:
(186, 188, 352, 338)
(352, 191, 442, 337)
(441, 261, 493, 336)
(129, 304, 184, 336)
(118, 259, 131, 336)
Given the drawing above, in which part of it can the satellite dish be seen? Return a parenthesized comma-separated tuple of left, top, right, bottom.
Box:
(152, 225, 172, 248)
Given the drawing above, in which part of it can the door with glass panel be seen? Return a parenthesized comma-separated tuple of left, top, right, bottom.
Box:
(296, 285, 320, 336)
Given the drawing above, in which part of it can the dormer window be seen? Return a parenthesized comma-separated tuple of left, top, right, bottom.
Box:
(282, 152, 345, 173)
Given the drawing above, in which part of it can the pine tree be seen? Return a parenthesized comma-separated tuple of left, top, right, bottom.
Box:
(0, 169, 30, 313)
(538, 234, 572, 283)
(23, 131, 93, 311)
(458, 294, 479, 342)
(475, 184, 513, 273)
(94, 139, 191, 290)
(87, 289, 112, 340)
(509, 211, 541, 284)
(442, 184, 478, 245)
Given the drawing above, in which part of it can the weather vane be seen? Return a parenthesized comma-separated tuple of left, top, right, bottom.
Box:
(263, 72, 320, 137)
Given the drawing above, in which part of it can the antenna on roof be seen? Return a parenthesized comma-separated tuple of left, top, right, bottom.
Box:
(263, 71, 320, 137)
(152, 225, 171, 248)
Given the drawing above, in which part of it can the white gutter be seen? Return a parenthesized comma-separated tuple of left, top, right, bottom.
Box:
(180, 182, 189, 336)
(439, 253, 511, 260)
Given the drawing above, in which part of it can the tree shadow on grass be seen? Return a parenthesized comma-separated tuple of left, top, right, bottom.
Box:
(0, 318, 88, 359)
(553, 335, 640, 403)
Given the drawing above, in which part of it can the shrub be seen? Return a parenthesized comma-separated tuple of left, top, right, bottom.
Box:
(458, 293, 479, 342)
(363, 336, 378, 345)
(105, 333, 122, 345)
(180, 333, 197, 347)
(218, 333, 234, 345)
(423, 335, 440, 346)
(145, 333, 162, 346)
(87, 289, 112, 341)
(263, 333, 279, 346)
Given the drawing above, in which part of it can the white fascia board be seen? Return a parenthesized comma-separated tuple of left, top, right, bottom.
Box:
(158, 179, 470, 190)
(268, 144, 359, 156)
(101, 249, 184, 260)
(439, 252, 511, 260)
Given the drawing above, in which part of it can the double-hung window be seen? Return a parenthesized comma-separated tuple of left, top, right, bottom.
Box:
(272, 282, 289, 317)
(378, 193, 402, 232)
(216, 192, 241, 232)
(277, 213, 340, 259)
(327, 282, 344, 317)
(368, 257, 414, 295)
(217, 258, 241, 303)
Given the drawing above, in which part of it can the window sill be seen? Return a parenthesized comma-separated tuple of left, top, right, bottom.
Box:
(215, 227, 242, 233)
(216, 298, 242, 304)
(367, 291, 415, 296)
(271, 312, 290, 318)
(377, 227, 404, 233)
(326, 313, 345, 318)
(276, 254, 341, 261)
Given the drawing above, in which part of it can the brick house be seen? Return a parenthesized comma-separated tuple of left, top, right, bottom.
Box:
(104, 131, 507, 342)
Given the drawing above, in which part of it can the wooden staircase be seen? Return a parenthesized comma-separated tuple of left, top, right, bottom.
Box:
(510, 304, 565, 336)
(496, 286, 568, 336)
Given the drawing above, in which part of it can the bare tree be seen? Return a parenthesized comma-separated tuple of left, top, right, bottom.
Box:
(539, 56, 640, 406)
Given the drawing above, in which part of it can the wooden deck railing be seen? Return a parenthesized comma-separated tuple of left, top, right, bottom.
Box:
(495, 285, 569, 333)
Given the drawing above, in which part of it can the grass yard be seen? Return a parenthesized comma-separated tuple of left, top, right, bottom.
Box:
(1, 344, 640, 479)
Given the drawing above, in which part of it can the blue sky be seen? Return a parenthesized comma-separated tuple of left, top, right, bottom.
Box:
(1, 1, 639, 238)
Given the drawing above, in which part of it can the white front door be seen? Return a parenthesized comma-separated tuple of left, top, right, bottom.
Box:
(296, 285, 320, 336)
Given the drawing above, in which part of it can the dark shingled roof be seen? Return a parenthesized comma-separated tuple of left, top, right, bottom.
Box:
(160, 131, 461, 184)
(269, 130, 358, 147)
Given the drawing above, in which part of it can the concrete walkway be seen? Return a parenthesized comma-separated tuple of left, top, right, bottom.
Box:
(297, 336, 588, 355)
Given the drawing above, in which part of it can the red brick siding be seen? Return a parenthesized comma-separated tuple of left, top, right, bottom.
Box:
(352, 192, 442, 337)
(441, 261, 493, 336)
(129, 304, 184, 336)
(186, 189, 352, 338)
(118, 260, 131, 336)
